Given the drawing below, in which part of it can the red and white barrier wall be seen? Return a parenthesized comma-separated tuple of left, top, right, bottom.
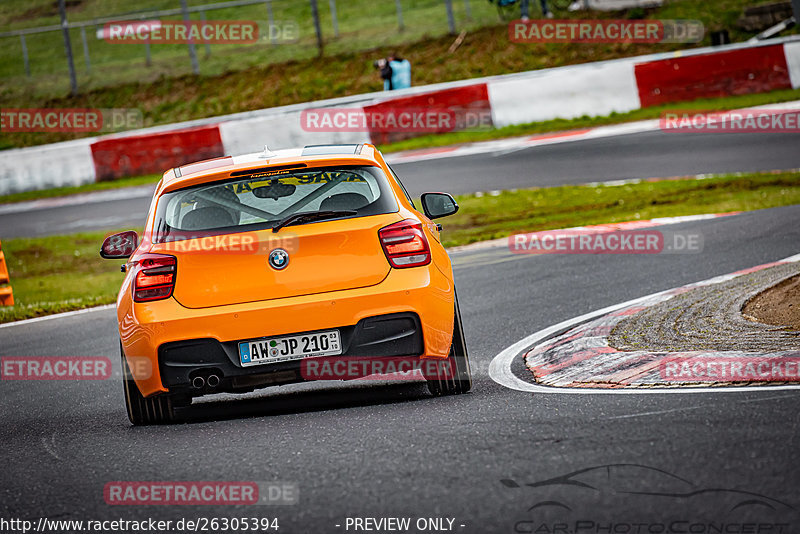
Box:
(91, 125, 225, 181)
(1, 37, 799, 195)
(488, 58, 641, 126)
(0, 138, 96, 194)
(488, 40, 800, 127)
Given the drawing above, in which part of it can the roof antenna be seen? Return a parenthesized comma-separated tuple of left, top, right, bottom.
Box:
(260, 145, 276, 158)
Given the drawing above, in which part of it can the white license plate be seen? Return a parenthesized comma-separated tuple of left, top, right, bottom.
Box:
(239, 330, 341, 367)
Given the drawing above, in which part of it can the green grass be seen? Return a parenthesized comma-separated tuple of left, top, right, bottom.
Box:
(2, 0, 793, 150)
(1, 230, 126, 323)
(2, 170, 799, 323)
(438, 171, 800, 247)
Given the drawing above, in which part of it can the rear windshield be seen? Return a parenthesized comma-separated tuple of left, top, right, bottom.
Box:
(153, 165, 397, 241)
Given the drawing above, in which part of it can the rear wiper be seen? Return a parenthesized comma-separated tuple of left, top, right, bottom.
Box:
(272, 210, 357, 233)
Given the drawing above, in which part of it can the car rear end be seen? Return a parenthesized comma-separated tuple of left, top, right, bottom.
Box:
(118, 149, 455, 399)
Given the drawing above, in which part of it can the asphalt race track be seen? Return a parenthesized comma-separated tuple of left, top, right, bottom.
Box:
(2, 199, 799, 530)
(394, 130, 800, 195)
(2, 129, 800, 238)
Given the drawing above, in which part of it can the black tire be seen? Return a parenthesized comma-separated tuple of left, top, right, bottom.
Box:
(120, 343, 175, 425)
(427, 295, 472, 396)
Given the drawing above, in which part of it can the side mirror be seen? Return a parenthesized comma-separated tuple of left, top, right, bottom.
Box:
(100, 231, 139, 259)
(420, 192, 459, 219)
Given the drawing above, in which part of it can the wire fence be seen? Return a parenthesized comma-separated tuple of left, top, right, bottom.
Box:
(0, 0, 522, 97)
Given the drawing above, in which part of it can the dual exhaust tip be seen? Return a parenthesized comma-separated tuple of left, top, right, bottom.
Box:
(192, 374, 221, 389)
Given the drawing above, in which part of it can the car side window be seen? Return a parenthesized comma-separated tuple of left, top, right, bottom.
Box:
(388, 165, 416, 209)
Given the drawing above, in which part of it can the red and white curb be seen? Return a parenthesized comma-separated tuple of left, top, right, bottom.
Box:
(489, 252, 800, 394)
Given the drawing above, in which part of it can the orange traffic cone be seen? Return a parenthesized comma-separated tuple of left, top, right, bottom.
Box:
(0, 240, 14, 306)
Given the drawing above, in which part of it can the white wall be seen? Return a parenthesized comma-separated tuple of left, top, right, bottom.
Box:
(219, 110, 370, 157)
(0, 139, 96, 195)
(487, 58, 642, 127)
(784, 41, 800, 89)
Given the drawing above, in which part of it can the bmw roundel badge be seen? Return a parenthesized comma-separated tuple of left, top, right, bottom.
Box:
(268, 248, 289, 270)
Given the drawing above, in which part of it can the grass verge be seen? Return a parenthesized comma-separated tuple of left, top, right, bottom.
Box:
(2, 170, 799, 323)
(438, 171, 800, 247)
(1, 231, 125, 323)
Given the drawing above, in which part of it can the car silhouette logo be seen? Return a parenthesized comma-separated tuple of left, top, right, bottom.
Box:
(268, 248, 289, 270)
(501, 464, 794, 518)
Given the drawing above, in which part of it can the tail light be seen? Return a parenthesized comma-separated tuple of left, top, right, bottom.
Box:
(379, 219, 431, 268)
(132, 254, 177, 302)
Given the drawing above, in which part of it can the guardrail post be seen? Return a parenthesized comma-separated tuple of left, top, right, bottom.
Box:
(395, 0, 404, 31)
(19, 34, 31, 77)
(180, 0, 200, 74)
(265, 0, 276, 45)
(328, 0, 339, 37)
(309, 0, 324, 56)
(136, 17, 152, 67)
(444, 0, 456, 34)
(58, 0, 78, 95)
(80, 26, 91, 74)
(199, 10, 212, 57)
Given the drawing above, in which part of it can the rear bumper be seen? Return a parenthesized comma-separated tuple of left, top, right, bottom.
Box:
(118, 264, 454, 397)
(159, 312, 423, 395)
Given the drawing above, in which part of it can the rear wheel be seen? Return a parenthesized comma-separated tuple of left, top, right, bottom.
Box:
(427, 295, 472, 396)
(120, 343, 175, 425)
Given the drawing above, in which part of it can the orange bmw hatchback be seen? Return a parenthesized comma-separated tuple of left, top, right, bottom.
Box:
(101, 144, 471, 425)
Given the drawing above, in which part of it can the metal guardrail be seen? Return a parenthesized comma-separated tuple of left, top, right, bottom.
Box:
(0, 0, 468, 94)
(1, 0, 300, 89)
(0, 0, 301, 37)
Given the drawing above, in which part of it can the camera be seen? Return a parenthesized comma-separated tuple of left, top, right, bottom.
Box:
(373, 58, 388, 69)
